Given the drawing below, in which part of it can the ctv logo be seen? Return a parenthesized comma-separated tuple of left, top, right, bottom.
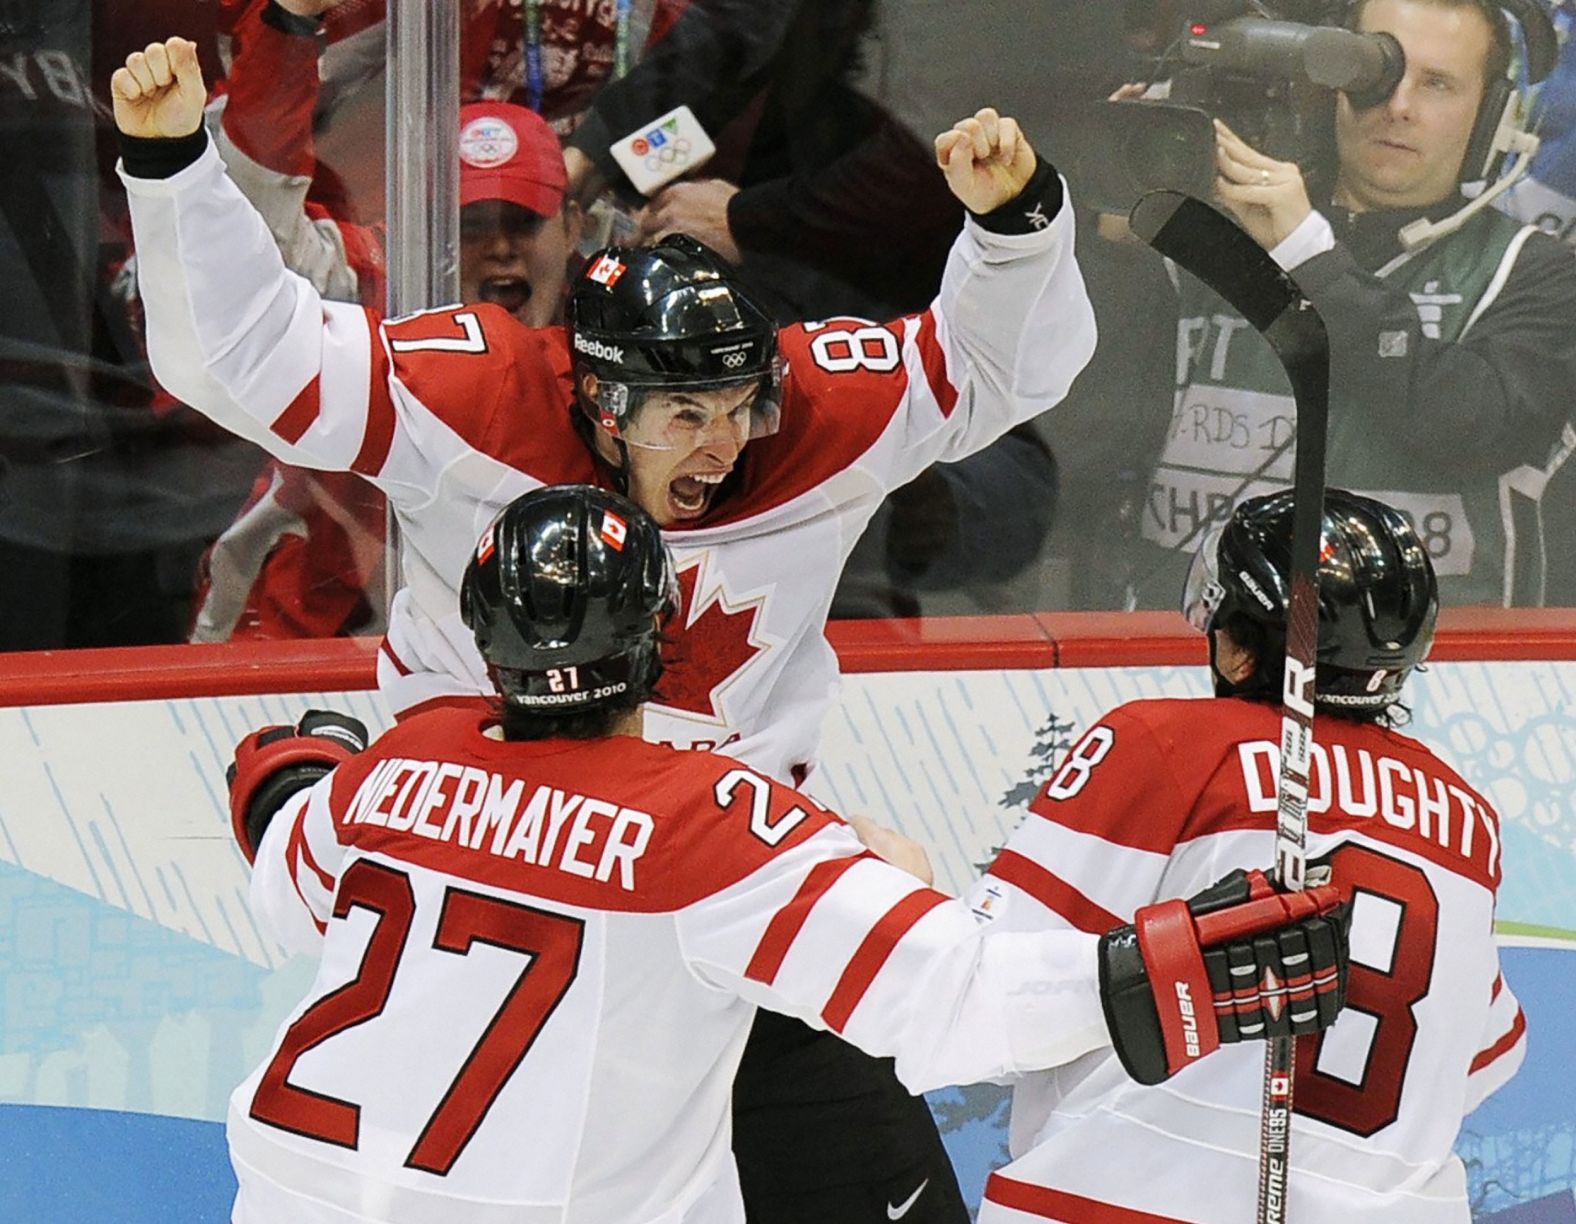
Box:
(574, 334, 625, 364)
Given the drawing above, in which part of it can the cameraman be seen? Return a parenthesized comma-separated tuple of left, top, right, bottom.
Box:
(1137, 0, 1576, 608)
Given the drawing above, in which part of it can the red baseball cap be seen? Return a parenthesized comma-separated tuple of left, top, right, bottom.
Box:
(458, 102, 567, 217)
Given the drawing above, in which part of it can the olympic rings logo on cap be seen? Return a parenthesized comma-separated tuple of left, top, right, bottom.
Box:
(459, 117, 519, 169)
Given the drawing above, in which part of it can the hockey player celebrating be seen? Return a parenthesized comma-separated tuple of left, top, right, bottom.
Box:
(224, 484, 1351, 1224)
(111, 36, 1096, 1222)
(967, 490, 1526, 1222)
(110, 38, 1093, 780)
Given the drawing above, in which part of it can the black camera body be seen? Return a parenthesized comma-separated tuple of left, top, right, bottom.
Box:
(1172, 4, 1404, 158)
(1058, 1, 1404, 214)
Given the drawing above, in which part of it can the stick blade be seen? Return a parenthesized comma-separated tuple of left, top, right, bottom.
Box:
(1129, 190, 1303, 337)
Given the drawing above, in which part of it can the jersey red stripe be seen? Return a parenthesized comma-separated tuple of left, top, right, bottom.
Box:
(823, 889, 949, 1033)
(988, 849, 1121, 933)
(288, 810, 335, 894)
(283, 812, 328, 935)
(380, 639, 412, 678)
(914, 309, 959, 418)
(984, 1173, 1192, 1222)
(744, 852, 873, 985)
(352, 321, 396, 476)
(291, 881, 327, 936)
(1469, 1005, 1527, 1074)
(1490, 972, 1503, 1003)
(270, 374, 322, 444)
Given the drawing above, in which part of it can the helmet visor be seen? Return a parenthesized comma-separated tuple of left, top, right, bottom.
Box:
(1181, 523, 1228, 633)
(593, 363, 783, 452)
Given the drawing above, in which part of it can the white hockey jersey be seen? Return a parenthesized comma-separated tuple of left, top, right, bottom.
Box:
(232, 705, 1111, 1224)
(121, 140, 1095, 783)
(965, 697, 1526, 1223)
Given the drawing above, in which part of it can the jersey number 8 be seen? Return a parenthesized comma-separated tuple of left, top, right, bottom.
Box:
(1295, 843, 1439, 1137)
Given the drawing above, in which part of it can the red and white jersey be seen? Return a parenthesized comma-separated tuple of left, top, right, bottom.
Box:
(233, 705, 1110, 1224)
(965, 697, 1526, 1224)
(121, 143, 1095, 782)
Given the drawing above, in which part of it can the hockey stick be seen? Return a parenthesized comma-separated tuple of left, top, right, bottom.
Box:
(1130, 191, 1329, 1224)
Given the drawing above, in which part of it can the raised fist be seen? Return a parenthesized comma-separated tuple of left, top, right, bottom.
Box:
(934, 108, 1038, 215)
(110, 37, 207, 141)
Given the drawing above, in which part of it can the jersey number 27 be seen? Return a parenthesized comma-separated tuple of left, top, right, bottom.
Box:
(249, 858, 585, 1174)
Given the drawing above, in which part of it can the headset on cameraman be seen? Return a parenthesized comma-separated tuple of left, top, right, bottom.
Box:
(1120, 0, 1562, 601)
(1341, 0, 1562, 250)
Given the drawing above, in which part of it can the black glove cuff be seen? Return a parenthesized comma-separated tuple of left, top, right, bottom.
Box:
(263, 1, 326, 37)
(119, 128, 210, 180)
(243, 763, 333, 858)
(969, 158, 1064, 235)
(1098, 925, 1171, 1087)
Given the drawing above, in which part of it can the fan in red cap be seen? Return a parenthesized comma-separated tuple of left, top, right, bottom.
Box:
(457, 102, 582, 325)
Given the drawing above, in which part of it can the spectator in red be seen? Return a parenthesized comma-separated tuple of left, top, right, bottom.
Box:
(464, 0, 694, 136)
(191, 1, 584, 642)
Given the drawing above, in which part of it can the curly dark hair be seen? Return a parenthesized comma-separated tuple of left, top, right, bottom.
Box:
(490, 624, 676, 741)
(491, 690, 641, 741)
(1218, 611, 1414, 729)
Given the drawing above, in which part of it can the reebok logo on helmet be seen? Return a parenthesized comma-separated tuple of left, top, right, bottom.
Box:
(575, 334, 625, 364)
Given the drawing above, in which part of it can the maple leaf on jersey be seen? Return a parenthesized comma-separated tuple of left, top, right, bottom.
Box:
(656, 564, 763, 720)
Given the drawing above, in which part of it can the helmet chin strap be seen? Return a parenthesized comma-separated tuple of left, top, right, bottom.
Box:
(610, 435, 633, 496)
(571, 388, 635, 496)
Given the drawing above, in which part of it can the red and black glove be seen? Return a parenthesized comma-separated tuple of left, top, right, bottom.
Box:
(1099, 868, 1350, 1086)
(227, 710, 368, 863)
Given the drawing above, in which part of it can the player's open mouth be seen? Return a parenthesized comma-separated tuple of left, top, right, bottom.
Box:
(668, 470, 729, 519)
(478, 277, 533, 317)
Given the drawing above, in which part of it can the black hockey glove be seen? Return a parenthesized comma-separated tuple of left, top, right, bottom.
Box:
(1099, 868, 1350, 1086)
(227, 710, 368, 863)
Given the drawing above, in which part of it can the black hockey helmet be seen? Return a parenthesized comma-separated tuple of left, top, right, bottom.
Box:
(460, 485, 678, 712)
(567, 234, 783, 450)
(1182, 489, 1439, 712)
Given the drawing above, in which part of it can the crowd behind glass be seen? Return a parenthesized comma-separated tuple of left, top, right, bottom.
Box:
(3, 0, 1573, 654)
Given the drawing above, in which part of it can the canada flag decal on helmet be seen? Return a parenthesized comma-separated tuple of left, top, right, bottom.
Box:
(587, 254, 626, 287)
(600, 511, 628, 551)
(476, 522, 497, 564)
